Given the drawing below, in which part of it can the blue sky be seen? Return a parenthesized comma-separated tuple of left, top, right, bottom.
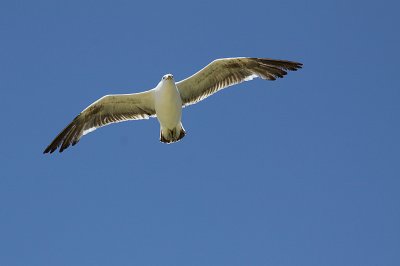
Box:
(1, 0, 399, 265)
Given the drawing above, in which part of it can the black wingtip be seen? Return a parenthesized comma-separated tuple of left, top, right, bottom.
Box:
(43, 114, 83, 155)
(254, 58, 303, 71)
(43, 147, 51, 154)
(292, 62, 303, 70)
(43, 146, 56, 154)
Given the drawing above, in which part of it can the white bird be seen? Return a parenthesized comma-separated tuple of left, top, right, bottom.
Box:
(44, 57, 302, 153)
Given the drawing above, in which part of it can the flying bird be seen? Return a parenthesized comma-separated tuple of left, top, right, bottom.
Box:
(44, 57, 302, 153)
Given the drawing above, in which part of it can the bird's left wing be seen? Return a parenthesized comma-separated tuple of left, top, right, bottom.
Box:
(44, 89, 155, 153)
(176, 57, 302, 107)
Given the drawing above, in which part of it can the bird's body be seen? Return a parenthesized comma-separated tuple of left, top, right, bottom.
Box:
(44, 57, 302, 153)
(154, 74, 185, 143)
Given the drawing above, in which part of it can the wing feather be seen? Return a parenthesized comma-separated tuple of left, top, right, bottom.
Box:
(176, 57, 302, 107)
(44, 89, 155, 153)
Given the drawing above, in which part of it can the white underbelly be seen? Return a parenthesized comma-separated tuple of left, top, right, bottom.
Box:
(155, 85, 182, 129)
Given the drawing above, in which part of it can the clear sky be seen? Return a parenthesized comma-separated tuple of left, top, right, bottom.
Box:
(0, 0, 399, 265)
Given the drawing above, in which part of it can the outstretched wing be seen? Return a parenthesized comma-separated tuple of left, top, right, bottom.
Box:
(176, 57, 302, 107)
(44, 89, 155, 153)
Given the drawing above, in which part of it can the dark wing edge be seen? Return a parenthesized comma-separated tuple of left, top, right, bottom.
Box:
(176, 57, 302, 107)
(43, 91, 155, 154)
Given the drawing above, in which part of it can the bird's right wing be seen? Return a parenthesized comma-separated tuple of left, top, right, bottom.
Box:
(176, 57, 302, 107)
(44, 89, 155, 153)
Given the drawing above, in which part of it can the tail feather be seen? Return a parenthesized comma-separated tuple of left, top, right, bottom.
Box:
(160, 124, 186, 144)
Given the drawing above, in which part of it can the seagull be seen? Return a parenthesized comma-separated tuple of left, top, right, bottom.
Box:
(43, 57, 302, 153)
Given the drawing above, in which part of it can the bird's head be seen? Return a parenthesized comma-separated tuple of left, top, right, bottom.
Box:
(161, 74, 174, 82)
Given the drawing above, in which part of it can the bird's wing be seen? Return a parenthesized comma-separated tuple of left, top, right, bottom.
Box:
(44, 89, 155, 153)
(176, 57, 302, 107)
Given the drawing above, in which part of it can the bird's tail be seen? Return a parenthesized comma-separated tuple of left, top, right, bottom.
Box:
(160, 123, 186, 144)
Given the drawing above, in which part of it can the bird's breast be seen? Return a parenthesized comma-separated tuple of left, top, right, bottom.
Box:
(154, 83, 182, 128)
